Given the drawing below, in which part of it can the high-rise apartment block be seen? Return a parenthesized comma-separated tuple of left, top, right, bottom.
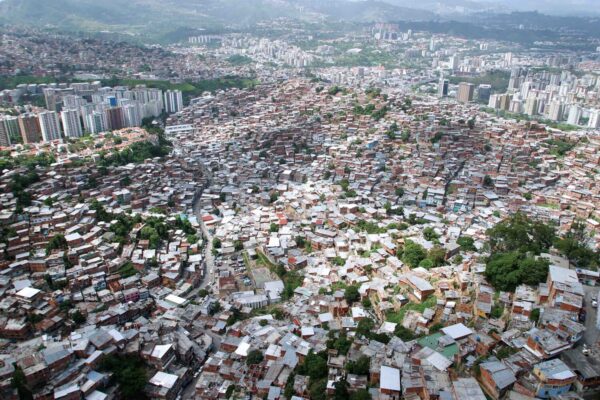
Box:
(39, 111, 62, 142)
(0, 116, 21, 147)
(164, 90, 184, 114)
(457, 82, 475, 103)
(18, 113, 43, 144)
(61, 109, 83, 138)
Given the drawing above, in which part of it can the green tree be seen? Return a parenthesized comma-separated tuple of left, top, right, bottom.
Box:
(118, 262, 137, 278)
(423, 227, 439, 241)
(370, 332, 391, 344)
(483, 175, 493, 186)
(234, 240, 243, 251)
(303, 351, 328, 380)
(428, 247, 446, 267)
(457, 236, 476, 251)
(333, 379, 349, 400)
(394, 325, 416, 341)
(344, 285, 360, 304)
(490, 305, 504, 319)
(284, 373, 295, 399)
(487, 213, 556, 255)
(402, 240, 427, 268)
(226, 307, 242, 325)
(350, 389, 372, 400)
(246, 350, 264, 366)
(327, 332, 352, 355)
(99, 355, 148, 398)
(485, 252, 550, 292)
(46, 234, 68, 255)
(120, 176, 131, 186)
(346, 355, 370, 375)
(12, 365, 33, 400)
(356, 318, 375, 338)
(529, 308, 541, 323)
(496, 346, 517, 359)
(340, 178, 350, 191)
(71, 310, 86, 325)
(209, 301, 222, 316)
(140, 225, 160, 249)
(332, 256, 346, 266)
(295, 236, 306, 248)
(554, 221, 599, 270)
(309, 378, 327, 400)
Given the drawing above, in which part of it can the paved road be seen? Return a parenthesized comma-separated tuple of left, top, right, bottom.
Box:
(582, 285, 600, 346)
(193, 163, 216, 292)
(197, 214, 215, 291)
(178, 332, 222, 399)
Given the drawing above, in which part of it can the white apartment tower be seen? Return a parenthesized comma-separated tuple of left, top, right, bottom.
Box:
(123, 104, 142, 127)
(567, 105, 582, 126)
(547, 100, 564, 121)
(84, 111, 108, 134)
(163, 90, 184, 114)
(61, 109, 83, 138)
(38, 111, 62, 142)
(588, 109, 600, 128)
(0, 116, 20, 146)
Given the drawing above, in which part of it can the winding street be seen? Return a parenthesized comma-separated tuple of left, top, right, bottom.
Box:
(191, 161, 216, 293)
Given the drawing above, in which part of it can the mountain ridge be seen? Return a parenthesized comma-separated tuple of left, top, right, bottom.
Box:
(0, 0, 433, 39)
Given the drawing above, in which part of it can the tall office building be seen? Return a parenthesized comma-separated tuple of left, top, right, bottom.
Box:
(18, 113, 43, 143)
(438, 78, 449, 98)
(457, 82, 475, 103)
(61, 109, 83, 138)
(163, 90, 184, 114)
(39, 111, 62, 142)
(0, 116, 21, 146)
(477, 84, 492, 103)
